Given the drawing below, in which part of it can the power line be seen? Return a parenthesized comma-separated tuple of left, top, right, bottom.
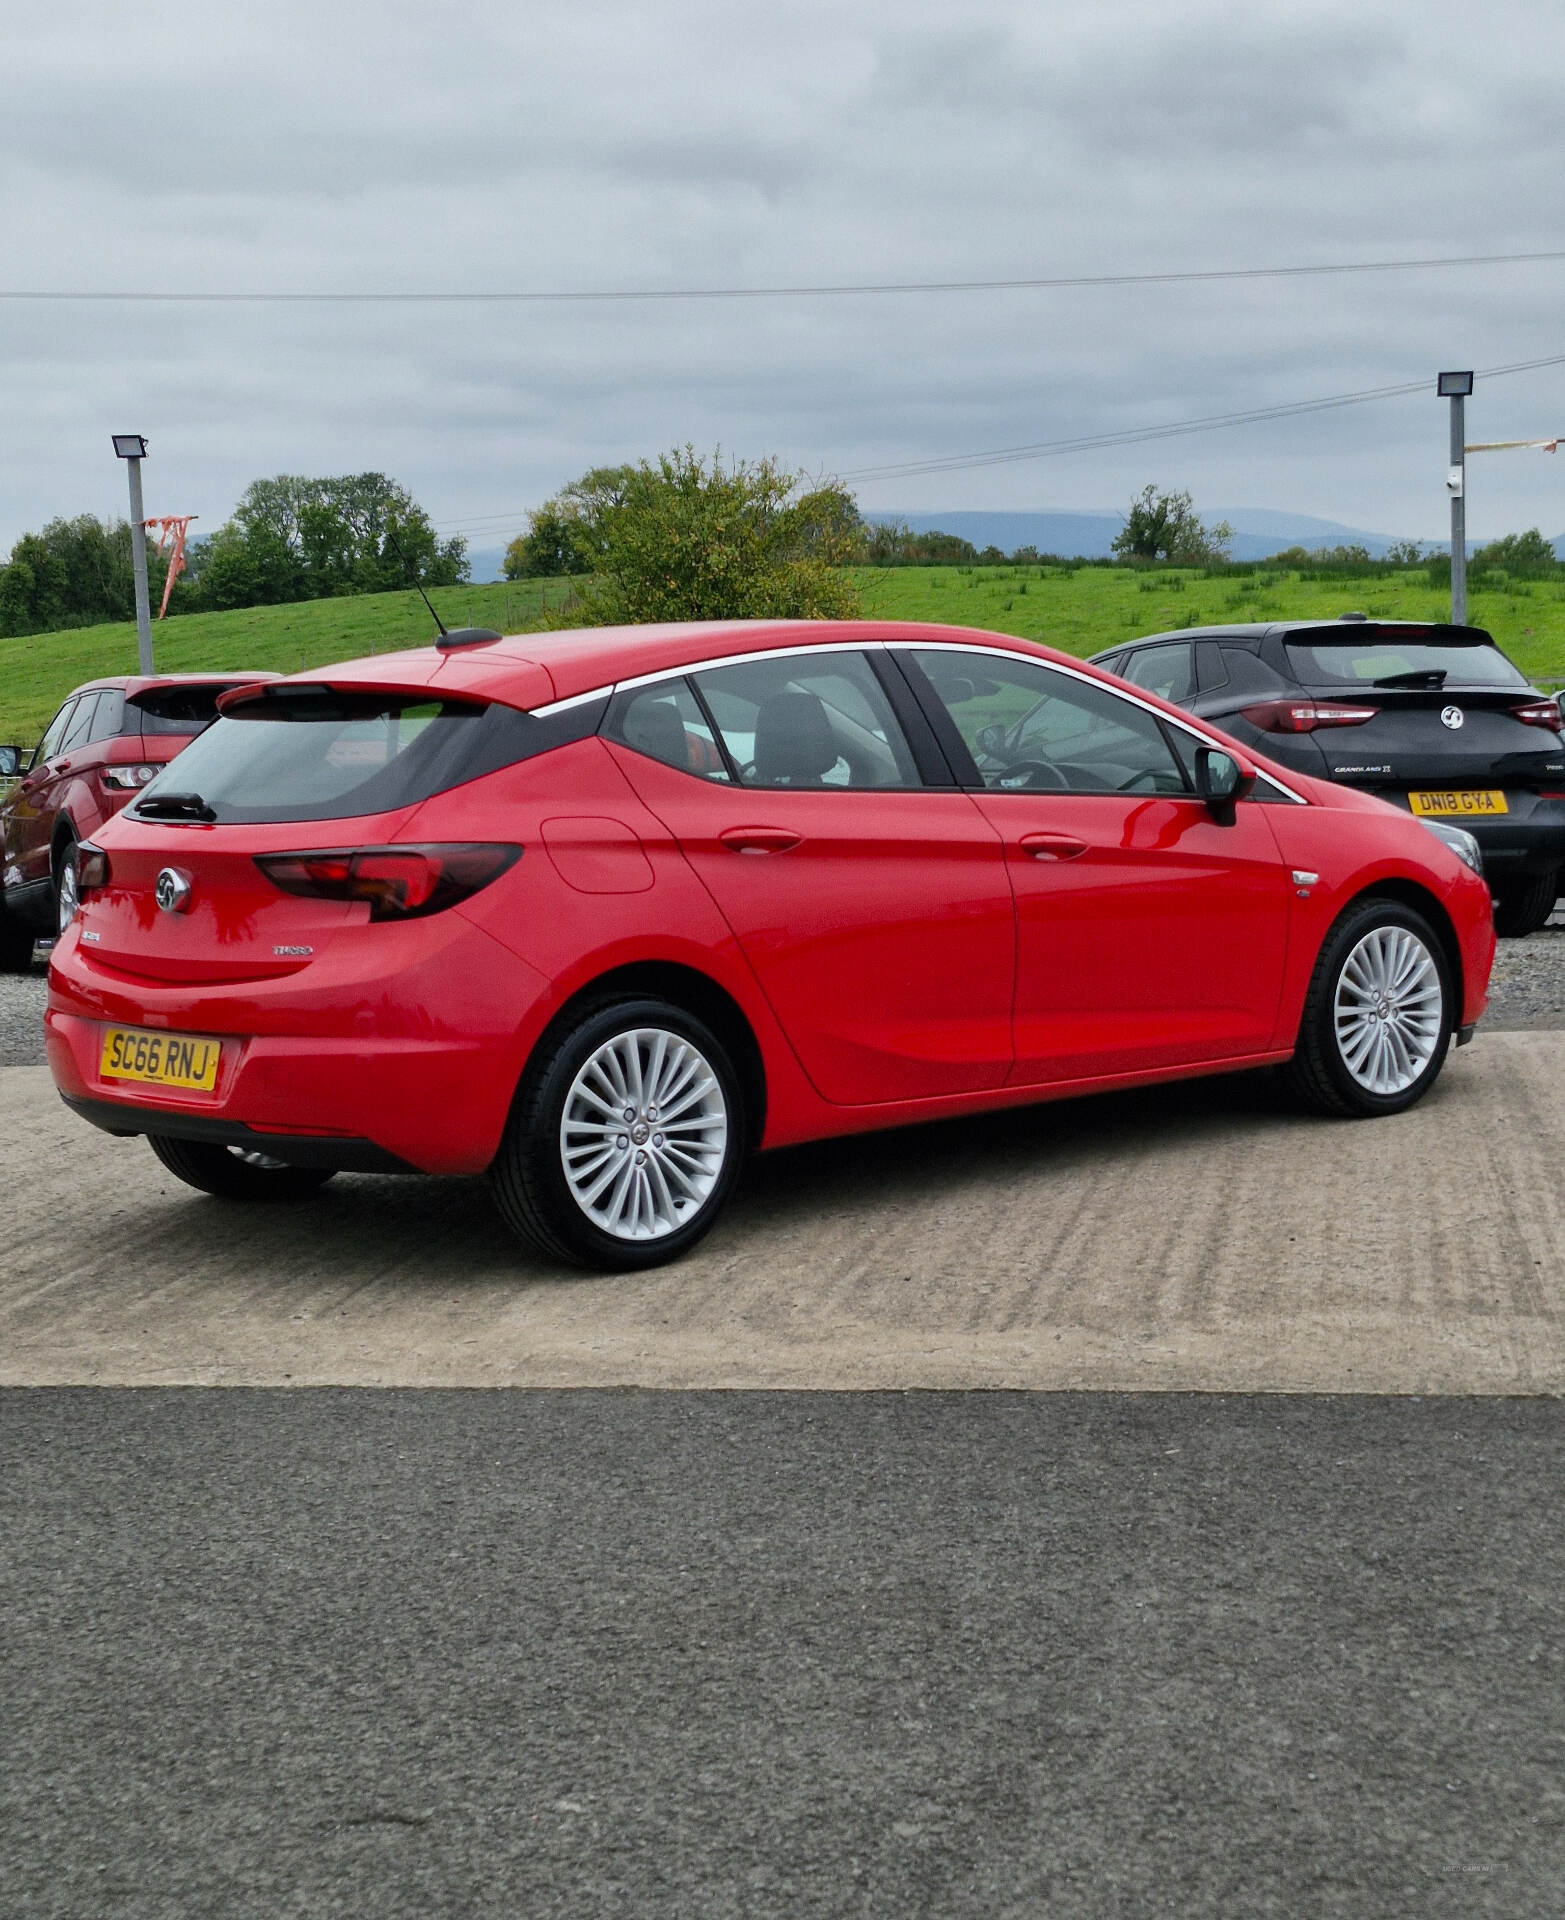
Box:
(423, 349, 1565, 536)
(835, 350, 1565, 484)
(5, 248, 1565, 306)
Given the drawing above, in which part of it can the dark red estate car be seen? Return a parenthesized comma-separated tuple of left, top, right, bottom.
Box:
(45, 620, 1496, 1269)
(1, 673, 275, 967)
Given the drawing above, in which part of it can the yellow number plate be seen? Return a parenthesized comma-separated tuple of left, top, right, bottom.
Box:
(1409, 789, 1509, 818)
(100, 1026, 222, 1091)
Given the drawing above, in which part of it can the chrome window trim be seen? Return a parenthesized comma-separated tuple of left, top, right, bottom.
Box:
(530, 637, 1311, 804)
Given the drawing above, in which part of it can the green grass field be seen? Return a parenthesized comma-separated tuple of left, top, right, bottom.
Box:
(4, 565, 1564, 746)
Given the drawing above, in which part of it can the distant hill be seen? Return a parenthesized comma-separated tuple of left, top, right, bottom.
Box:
(875, 508, 1419, 563)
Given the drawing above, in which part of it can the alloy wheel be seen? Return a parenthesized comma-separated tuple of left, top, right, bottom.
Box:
(1332, 925, 1444, 1096)
(559, 1026, 729, 1241)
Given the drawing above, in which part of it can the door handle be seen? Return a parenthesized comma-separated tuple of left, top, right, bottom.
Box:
(720, 826, 802, 855)
(1018, 831, 1088, 860)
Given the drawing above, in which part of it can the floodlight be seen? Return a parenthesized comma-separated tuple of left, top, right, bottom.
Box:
(1436, 371, 1474, 398)
(112, 433, 148, 459)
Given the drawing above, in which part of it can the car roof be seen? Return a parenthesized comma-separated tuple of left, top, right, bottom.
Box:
(65, 671, 279, 700)
(243, 620, 1131, 714)
(1092, 617, 1497, 662)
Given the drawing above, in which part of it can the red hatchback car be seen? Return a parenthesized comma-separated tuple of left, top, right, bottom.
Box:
(45, 620, 1495, 1268)
(1, 672, 275, 966)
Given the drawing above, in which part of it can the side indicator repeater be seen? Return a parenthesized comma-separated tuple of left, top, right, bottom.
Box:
(1292, 870, 1319, 897)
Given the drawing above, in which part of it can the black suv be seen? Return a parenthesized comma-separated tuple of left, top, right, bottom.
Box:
(1091, 616, 1565, 935)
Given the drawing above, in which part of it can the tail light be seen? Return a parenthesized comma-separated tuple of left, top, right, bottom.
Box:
(254, 843, 521, 921)
(77, 843, 111, 895)
(1510, 700, 1565, 730)
(1240, 699, 1378, 733)
(101, 763, 160, 790)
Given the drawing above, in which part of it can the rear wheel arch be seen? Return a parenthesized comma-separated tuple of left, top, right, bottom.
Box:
(51, 815, 80, 870)
(526, 960, 767, 1148)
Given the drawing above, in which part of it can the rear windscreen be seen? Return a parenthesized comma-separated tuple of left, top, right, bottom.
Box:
(1285, 633, 1527, 689)
(129, 690, 603, 824)
(130, 683, 250, 735)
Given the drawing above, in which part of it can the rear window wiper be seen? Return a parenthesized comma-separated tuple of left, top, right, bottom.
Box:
(136, 791, 217, 821)
(1372, 668, 1447, 689)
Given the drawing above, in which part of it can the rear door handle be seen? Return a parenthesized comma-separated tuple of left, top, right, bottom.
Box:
(1018, 831, 1088, 860)
(720, 826, 802, 855)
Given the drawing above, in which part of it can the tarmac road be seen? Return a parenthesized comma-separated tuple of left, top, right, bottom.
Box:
(5, 1388, 1565, 1919)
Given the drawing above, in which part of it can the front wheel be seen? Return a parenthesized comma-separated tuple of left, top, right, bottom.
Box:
(488, 997, 745, 1270)
(1493, 869, 1559, 938)
(148, 1135, 337, 1201)
(1285, 899, 1453, 1118)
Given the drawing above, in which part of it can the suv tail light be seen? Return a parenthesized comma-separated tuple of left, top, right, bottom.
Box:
(1510, 699, 1565, 730)
(1239, 700, 1378, 733)
(101, 763, 160, 790)
(254, 844, 521, 921)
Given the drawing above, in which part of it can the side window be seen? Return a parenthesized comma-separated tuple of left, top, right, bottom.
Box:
(604, 681, 729, 782)
(87, 690, 126, 744)
(1119, 643, 1194, 704)
(60, 695, 101, 755)
(690, 651, 919, 790)
(1218, 648, 1288, 697)
(909, 649, 1187, 796)
(30, 700, 79, 770)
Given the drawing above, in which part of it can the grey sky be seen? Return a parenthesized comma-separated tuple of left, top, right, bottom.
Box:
(6, 0, 1565, 554)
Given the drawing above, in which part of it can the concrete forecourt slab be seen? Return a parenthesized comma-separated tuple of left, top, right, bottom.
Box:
(2, 1029, 1562, 1393)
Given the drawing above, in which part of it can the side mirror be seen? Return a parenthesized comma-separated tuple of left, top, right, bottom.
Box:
(1195, 744, 1256, 824)
(0, 745, 21, 779)
(976, 724, 1006, 757)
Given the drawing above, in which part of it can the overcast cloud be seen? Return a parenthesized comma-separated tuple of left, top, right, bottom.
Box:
(5, 0, 1565, 553)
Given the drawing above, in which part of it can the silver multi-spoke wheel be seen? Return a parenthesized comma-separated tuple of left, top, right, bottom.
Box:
(1333, 924, 1444, 1096)
(559, 1026, 729, 1242)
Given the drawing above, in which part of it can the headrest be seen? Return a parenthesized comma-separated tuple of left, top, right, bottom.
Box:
(752, 690, 839, 785)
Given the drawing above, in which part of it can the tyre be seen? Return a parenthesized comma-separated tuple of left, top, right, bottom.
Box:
(0, 912, 34, 973)
(54, 837, 79, 933)
(488, 996, 745, 1270)
(1285, 897, 1453, 1118)
(148, 1134, 336, 1201)
(1492, 869, 1559, 938)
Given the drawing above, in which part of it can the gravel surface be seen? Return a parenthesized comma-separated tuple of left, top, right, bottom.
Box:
(0, 954, 48, 1066)
(3, 913, 1562, 1067)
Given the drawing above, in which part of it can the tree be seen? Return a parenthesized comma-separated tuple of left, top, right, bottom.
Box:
(1473, 528, 1558, 574)
(540, 448, 862, 626)
(1111, 486, 1233, 564)
(221, 472, 467, 600)
(0, 515, 176, 637)
(503, 502, 593, 579)
(1384, 538, 1425, 567)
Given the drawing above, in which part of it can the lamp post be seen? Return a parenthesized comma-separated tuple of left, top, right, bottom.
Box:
(112, 434, 154, 673)
(1437, 372, 1474, 625)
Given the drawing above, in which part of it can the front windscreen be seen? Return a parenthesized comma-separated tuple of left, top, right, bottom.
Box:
(1285, 630, 1527, 689)
(129, 691, 573, 823)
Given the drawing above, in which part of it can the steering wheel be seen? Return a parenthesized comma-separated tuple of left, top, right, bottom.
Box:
(1114, 769, 1165, 793)
(991, 759, 1068, 791)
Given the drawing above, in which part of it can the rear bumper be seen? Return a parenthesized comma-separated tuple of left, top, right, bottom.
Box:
(44, 915, 554, 1176)
(59, 1093, 416, 1172)
(1370, 793, 1565, 880)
